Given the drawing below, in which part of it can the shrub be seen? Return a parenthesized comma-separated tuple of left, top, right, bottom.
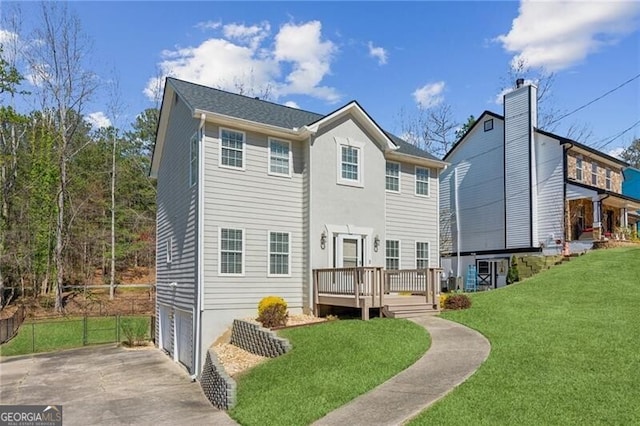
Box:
(257, 296, 288, 328)
(444, 294, 472, 310)
(121, 318, 148, 346)
(439, 293, 448, 310)
(507, 256, 520, 284)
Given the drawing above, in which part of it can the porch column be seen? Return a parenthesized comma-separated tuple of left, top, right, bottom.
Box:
(592, 199, 601, 240)
(621, 208, 628, 228)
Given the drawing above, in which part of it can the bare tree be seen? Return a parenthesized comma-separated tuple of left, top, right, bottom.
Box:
(398, 103, 459, 159)
(500, 58, 594, 143)
(25, 2, 97, 311)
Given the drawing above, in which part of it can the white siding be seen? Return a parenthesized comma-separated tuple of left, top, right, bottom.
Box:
(202, 124, 305, 312)
(535, 133, 564, 246)
(441, 118, 506, 253)
(386, 163, 439, 268)
(504, 86, 533, 248)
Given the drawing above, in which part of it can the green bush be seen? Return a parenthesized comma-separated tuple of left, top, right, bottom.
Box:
(507, 256, 520, 284)
(444, 294, 472, 310)
(121, 317, 148, 346)
(257, 296, 288, 328)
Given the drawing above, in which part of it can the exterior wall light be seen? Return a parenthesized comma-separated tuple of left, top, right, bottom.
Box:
(374, 235, 380, 252)
(320, 231, 327, 249)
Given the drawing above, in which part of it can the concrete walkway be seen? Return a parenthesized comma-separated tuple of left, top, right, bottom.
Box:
(312, 316, 490, 426)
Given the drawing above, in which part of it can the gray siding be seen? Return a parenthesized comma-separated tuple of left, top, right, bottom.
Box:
(156, 96, 199, 313)
(202, 124, 305, 312)
(504, 85, 534, 248)
(310, 114, 387, 270)
(386, 163, 439, 268)
(441, 119, 506, 253)
(535, 133, 564, 246)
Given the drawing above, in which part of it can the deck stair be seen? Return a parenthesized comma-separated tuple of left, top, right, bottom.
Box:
(381, 296, 437, 318)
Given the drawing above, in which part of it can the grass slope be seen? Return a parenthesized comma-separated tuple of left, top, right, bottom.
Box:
(411, 247, 640, 425)
(230, 318, 430, 426)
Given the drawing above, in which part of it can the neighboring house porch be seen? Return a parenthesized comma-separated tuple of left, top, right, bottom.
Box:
(313, 267, 441, 319)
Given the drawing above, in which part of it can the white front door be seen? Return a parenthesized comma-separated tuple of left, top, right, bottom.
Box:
(335, 234, 364, 268)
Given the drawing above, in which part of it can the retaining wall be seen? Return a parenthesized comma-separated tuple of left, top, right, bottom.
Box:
(230, 319, 291, 357)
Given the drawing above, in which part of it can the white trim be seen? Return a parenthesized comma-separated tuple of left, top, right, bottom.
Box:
(385, 161, 401, 193)
(268, 137, 293, 178)
(325, 224, 374, 267)
(218, 227, 245, 276)
(166, 237, 173, 264)
(335, 137, 365, 188)
(267, 230, 292, 277)
(189, 131, 199, 187)
(415, 240, 430, 269)
(195, 115, 205, 375)
(195, 108, 310, 140)
(415, 166, 431, 197)
(304, 101, 398, 152)
(218, 127, 246, 171)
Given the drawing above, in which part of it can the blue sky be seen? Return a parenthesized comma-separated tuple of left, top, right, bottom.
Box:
(3, 1, 640, 156)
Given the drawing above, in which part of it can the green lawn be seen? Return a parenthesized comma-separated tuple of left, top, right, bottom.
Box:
(411, 247, 640, 425)
(230, 318, 430, 426)
(0, 315, 151, 356)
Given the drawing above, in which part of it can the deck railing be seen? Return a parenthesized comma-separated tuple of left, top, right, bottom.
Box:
(313, 266, 441, 309)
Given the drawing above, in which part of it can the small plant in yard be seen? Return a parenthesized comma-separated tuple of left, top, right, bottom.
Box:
(439, 293, 449, 309)
(121, 317, 148, 347)
(507, 255, 520, 284)
(325, 314, 339, 321)
(256, 296, 288, 328)
(444, 294, 472, 310)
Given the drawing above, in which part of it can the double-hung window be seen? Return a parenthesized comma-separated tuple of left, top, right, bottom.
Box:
(605, 168, 612, 190)
(220, 128, 245, 169)
(342, 146, 359, 180)
(189, 132, 198, 187)
(268, 232, 290, 276)
(336, 138, 364, 187)
(219, 228, 243, 275)
(576, 156, 583, 181)
(415, 167, 430, 196)
(591, 163, 598, 186)
(386, 162, 400, 192)
(416, 242, 429, 269)
(385, 240, 400, 270)
(269, 138, 291, 177)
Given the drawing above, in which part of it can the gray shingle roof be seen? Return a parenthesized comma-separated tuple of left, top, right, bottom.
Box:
(168, 77, 440, 161)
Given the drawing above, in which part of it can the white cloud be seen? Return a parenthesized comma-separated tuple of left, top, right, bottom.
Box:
(496, 0, 640, 72)
(195, 20, 222, 30)
(284, 101, 300, 109)
(413, 81, 445, 109)
(367, 41, 388, 65)
(86, 112, 112, 129)
(145, 20, 340, 103)
(223, 22, 270, 50)
(608, 147, 625, 159)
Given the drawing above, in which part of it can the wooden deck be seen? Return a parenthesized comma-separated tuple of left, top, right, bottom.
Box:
(312, 267, 442, 319)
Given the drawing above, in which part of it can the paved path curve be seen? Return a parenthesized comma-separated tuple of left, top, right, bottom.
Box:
(312, 316, 490, 426)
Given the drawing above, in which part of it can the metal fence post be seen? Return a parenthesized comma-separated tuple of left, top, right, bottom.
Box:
(83, 316, 87, 346)
(31, 323, 35, 352)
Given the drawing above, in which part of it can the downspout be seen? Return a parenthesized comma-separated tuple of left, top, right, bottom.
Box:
(193, 113, 206, 380)
(454, 166, 461, 278)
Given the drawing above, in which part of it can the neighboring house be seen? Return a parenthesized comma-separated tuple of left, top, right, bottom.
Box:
(440, 79, 640, 289)
(150, 78, 447, 376)
(622, 167, 640, 233)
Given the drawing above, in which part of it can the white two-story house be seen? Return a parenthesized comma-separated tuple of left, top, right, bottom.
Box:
(440, 79, 640, 290)
(150, 78, 447, 376)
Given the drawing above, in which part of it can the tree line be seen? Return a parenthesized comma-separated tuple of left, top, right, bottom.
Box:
(0, 3, 157, 311)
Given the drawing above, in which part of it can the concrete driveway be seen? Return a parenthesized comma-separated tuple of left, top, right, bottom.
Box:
(0, 345, 237, 426)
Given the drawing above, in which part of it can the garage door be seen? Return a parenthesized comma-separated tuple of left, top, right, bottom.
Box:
(175, 309, 193, 373)
(159, 304, 173, 357)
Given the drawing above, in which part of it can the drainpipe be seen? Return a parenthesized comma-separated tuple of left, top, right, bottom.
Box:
(194, 113, 206, 378)
(454, 167, 461, 278)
